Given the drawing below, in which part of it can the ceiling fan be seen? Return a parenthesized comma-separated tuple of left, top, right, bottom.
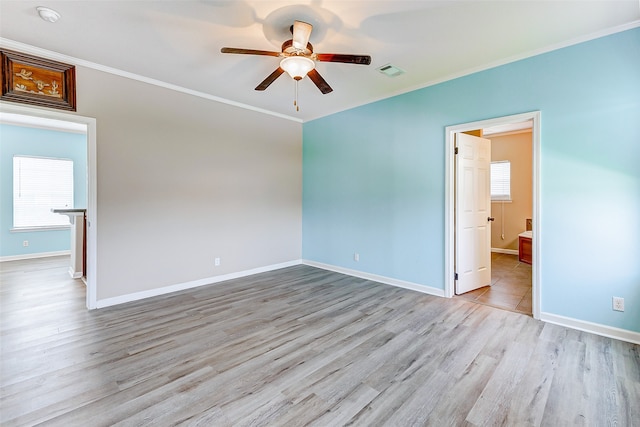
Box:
(221, 21, 371, 108)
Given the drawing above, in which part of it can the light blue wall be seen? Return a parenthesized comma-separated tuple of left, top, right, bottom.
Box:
(0, 124, 87, 257)
(303, 28, 640, 333)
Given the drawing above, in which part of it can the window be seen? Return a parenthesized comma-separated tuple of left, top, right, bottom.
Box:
(490, 160, 511, 201)
(13, 156, 74, 229)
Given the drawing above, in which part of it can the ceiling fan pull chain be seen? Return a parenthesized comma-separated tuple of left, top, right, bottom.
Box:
(295, 79, 300, 112)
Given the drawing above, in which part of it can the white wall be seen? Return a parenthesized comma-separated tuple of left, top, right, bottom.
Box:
(74, 67, 302, 301)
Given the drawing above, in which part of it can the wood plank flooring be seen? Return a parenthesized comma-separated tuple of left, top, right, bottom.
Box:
(1, 256, 639, 426)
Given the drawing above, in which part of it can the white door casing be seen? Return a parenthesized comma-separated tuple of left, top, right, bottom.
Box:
(455, 132, 492, 294)
(0, 102, 98, 309)
(444, 111, 540, 319)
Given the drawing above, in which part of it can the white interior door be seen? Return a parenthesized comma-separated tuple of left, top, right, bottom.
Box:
(455, 132, 492, 294)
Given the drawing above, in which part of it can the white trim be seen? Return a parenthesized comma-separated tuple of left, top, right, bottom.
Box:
(86, 113, 98, 309)
(491, 248, 519, 256)
(532, 113, 541, 319)
(68, 266, 82, 279)
(0, 111, 87, 133)
(4, 22, 638, 124)
(0, 102, 98, 310)
(303, 21, 640, 122)
(96, 260, 302, 309)
(303, 260, 445, 298)
(484, 129, 533, 138)
(0, 38, 302, 124)
(0, 250, 70, 262)
(541, 312, 640, 345)
(445, 111, 541, 321)
(10, 225, 71, 232)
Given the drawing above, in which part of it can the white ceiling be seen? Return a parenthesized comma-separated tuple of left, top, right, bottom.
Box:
(1, 1, 639, 122)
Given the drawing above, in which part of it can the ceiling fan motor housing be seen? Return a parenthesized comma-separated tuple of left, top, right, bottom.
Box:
(282, 39, 313, 56)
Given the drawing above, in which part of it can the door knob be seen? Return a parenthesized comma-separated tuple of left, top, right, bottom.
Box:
(488, 217, 495, 222)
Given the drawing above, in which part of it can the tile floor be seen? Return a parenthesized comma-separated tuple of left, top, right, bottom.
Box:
(458, 252, 532, 315)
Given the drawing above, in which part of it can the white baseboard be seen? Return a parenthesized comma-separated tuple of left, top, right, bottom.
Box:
(540, 312, 640, 345)
(302, 261, 639, 345)
(68, 267, 83, 279)
(302, 260, 445, 298)
(87, 256, 640, 346)
(96, 260, 303, 309)
(0, 250, 71, 262)
(491, 248, 519, 255)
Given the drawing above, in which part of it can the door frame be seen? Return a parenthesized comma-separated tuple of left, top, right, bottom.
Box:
(0, 102, 98, 309)
(444, 111, 541, 319)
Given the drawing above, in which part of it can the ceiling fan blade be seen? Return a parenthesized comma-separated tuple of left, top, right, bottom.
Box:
(221, 47, 281, 57)
(307, 69, 333, 94)
(316, 53, 371, 65)
(292, 21, 313, 50)
(255, 67, 285, 91)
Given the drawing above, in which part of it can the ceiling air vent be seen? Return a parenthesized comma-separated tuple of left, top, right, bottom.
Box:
(377, 63, 405, 77)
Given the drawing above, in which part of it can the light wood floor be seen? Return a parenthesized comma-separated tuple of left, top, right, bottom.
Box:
(1, 256, 638, 426)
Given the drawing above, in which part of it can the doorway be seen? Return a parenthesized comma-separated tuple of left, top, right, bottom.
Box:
(444, 111, 540, 319)
(0, 103, 98, 309)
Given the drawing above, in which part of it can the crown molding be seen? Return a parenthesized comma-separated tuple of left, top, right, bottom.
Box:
(304, 20, 640, 123)
(0, 38, 303, 124)
(4, 20, 639, 125)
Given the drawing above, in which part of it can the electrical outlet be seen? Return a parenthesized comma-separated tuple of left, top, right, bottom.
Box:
(214, 257, 220, 266)
(612, 297, 624, 312)
(23, 240, 29, 247)
(354, 253, 359, 262)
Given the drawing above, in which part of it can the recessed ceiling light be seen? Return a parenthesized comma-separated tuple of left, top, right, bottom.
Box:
(36, 6, 61, 23)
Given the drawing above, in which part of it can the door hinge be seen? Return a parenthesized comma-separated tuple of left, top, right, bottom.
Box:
(454, 147, 459, 155)
(454, 273, 458, 280)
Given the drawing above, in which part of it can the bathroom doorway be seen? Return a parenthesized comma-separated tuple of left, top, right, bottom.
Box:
(444, 111, 540, 319)
(459, 122, 533, 314)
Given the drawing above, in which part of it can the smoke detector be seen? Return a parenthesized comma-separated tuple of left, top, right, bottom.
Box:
(36, 7, 61, 23)
(377, 64, 405, 77)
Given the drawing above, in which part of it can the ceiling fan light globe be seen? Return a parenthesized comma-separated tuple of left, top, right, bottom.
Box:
(280, 56, 315, 80)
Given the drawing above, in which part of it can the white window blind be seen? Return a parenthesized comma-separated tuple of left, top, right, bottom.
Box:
(13, 156, 74, 228)
(491, 160, 511, 201)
